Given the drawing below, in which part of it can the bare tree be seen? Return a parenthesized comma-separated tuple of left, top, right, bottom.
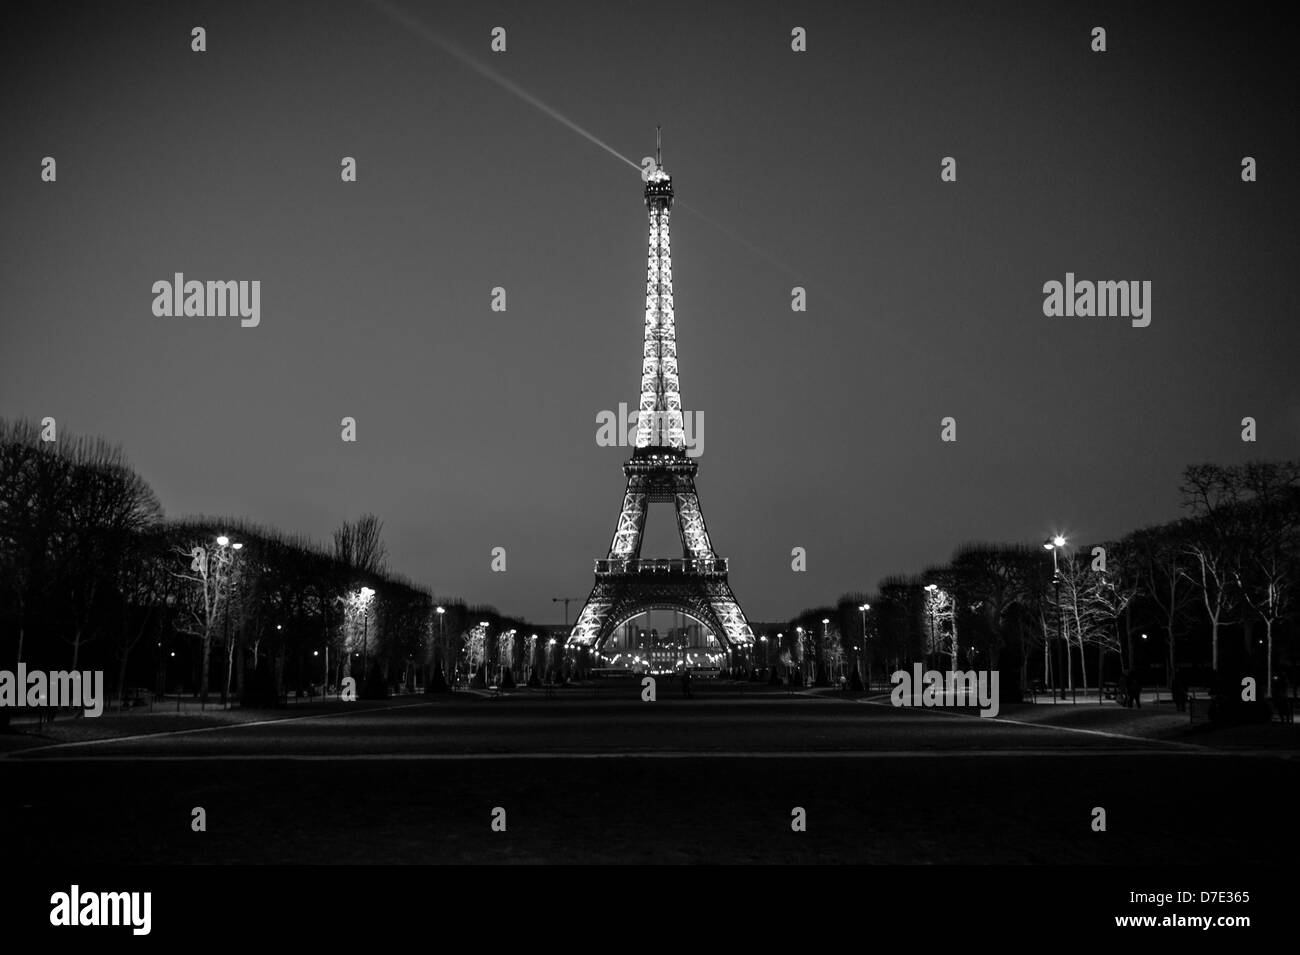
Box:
(0, 420, 70, 666)
(1128, 523, 1196, 687)
(332, 514, 388, 576)
(113, 527, 174, 707)
(1180, 464, 1245, 672)
(1232, 461, 1300, 686)
(172, 530, 241, 703)
(1084, 546, 1141, 697)
(1182, 461, 1300, 675)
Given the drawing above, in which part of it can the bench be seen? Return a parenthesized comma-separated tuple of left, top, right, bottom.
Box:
(1185, 685, 1214, 721)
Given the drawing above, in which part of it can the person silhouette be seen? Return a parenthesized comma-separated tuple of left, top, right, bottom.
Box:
(1125, 670, 1142, 709)
(1171, 668, 1187, 713)
(1271, 672, 1292, 724)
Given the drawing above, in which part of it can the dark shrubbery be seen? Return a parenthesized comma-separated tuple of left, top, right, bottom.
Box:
(241, 659, 280, 708)
(361, 667, 389, 700)
(426, 665, 449, 693)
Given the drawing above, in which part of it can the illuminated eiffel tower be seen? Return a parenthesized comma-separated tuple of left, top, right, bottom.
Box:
(568, 133, 754, 654)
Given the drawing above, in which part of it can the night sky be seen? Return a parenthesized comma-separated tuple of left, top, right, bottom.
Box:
(2, 0, 1297, 624)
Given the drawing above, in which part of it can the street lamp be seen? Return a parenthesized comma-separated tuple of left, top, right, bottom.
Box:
(434, 606, 447, 682)
(216, 535, 242, 708)
(355, 586, 376, 680)
(1044, 536, 1069, 702)
(859, 604, 871, 685)
(476, 621, 490, 682)
(821, 618, 831, 684)
(923, 584, 939, 671)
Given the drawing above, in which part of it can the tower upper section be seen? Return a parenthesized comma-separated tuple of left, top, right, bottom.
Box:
(634, 132, 685, 454)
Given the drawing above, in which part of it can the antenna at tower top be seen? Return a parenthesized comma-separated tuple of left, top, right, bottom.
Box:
(656, 126, 662, 167)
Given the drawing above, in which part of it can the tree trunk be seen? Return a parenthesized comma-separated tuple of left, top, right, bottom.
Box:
(1070, 603, 1087, 694)
(1165, 620, 1176, 688)
(275, 646, 287, 701)
(200, 629, 212, 702)
(225, 640, 236, 706)
(1065, 623, 1074, 692)
(1124, 604, 1135, 673)
(1077, 626, 1088, 695)
(1097, 636, 1103, 704)
(1265, 619, 1274, 687)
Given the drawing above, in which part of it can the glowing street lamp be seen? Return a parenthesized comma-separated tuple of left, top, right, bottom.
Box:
(820, 618, 831, 684)
(859, 603, 871, 684)
(356, 586, 376, 679)
(434, 606, 447, 682)
(922, 584, 940, 670)
(1043, 536, 1068, 702)
(214, 535, 244, 708)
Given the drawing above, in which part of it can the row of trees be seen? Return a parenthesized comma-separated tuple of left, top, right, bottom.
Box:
(771, 461, 1300, 700)
(6, 416, 1293, 705)
(0, 418, 556, 707)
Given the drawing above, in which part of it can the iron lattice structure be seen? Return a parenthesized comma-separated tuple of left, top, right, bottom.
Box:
(569, 140, 754, 651)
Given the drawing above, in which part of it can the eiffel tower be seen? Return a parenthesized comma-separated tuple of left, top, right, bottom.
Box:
(568, 133, 754, 655)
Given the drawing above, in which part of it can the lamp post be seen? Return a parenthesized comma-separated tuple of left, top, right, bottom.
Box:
(357, 586, 376, 681)
(924, 584, 938, 671)
(1140, 632, 1148, 705)
(552, 597, 579, 629)
(216, 536, 242, 709)
(1044, 536, 1067, 703)
(434, 605, 446, 683)
(859, 603, 871, 684)
(820, 618, 831, 684)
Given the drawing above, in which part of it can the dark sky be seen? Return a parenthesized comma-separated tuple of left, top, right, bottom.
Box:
(2, 0, 1297, 625)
